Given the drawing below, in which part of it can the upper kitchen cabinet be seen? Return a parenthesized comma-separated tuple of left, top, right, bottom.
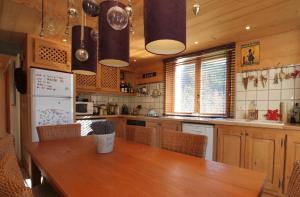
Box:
(134, 61, 164, 85)
(26, 35, 71, 73)
(97, 64, 120, 92)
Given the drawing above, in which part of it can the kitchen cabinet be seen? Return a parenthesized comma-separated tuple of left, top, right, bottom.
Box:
(160, 120, 182, 131)
(134, 63, 164, 85)
(28, 35, 71, 73)
(244, 128, 284, 194)
(97, 65, 120, 92)
(216, 125, 285, 194)
(217, 125, 245, 167)
(75, 74, 97, 92)
(284, 133, 300, 194)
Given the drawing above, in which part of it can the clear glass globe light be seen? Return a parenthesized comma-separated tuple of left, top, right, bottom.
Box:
(82, 0, 100, 17)
(75, 48, 89, 62)
(90, 29, 99, 42)
(107, 6, 129, 31)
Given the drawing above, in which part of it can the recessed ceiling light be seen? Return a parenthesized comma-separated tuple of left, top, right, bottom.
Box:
(245, 25, 251, 30)
(133, 59, 137, 62)
(194, 41, 199, 45)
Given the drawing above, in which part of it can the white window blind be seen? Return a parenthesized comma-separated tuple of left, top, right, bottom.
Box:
(200, 57, 227, 115)
(174, 63, 195, 113)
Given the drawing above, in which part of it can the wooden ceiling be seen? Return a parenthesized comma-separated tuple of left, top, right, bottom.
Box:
(0, 0, 299, 65)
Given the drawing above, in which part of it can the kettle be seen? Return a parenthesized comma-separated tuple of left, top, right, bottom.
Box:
(121, 104, 129, 115)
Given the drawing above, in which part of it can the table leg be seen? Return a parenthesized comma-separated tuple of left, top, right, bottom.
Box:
(31, 159, 41, 187)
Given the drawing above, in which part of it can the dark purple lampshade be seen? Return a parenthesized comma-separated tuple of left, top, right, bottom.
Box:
(144, 0, 186, 55)
(98, 1, 129, 67)
(72, 25, 97, 75)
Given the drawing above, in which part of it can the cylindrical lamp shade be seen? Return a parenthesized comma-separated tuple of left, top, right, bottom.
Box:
(144, 0, 186, 55)
(72, 25, 97, 75)
(98, 1, 129, 67)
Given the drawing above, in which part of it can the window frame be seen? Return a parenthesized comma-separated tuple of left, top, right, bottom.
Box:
(164, 51, 234, 118)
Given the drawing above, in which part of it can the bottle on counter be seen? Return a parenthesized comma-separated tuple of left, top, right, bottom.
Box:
(293, 103, 300, 123)
(120, 80, 125, 93)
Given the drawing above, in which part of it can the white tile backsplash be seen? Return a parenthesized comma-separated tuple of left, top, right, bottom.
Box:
(235, 64, 299, 121)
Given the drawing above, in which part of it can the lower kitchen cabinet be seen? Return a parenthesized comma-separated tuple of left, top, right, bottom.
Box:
(284, 133, 300, 194)
(244, 128, 284, 194)
(216, 125, 285, 195)
(217, 125, 245, 167)
(160, 120, 182, 131)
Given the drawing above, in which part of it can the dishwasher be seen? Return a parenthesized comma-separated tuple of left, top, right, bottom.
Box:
(182, 123, 214, 161)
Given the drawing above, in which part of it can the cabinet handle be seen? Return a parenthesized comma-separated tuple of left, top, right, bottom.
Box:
(240, 132, 243, 136)
(245, 133, 249, 136)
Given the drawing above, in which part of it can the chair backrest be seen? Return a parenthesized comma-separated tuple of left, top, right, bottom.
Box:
(287, 160, 300, 197)
(161, 129, 207, 158)
(125, 126, 156, 146)
(37, 124, 81, 142)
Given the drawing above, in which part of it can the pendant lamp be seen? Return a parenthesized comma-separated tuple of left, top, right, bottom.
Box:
(72, 25, 97, 75)
(144, 0, 186, 55)
(98, 1, 129, 67)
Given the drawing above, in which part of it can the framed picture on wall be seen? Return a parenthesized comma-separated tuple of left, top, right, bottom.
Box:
(241, 42, 260, 66)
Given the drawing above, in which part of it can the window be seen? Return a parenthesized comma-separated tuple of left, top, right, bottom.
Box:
(174, 64, 195, 113)
(164, 45, 235, 117)
(200, 58, 227, 115)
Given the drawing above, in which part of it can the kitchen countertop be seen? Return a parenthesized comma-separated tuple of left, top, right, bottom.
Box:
(76, 115, 300, 130)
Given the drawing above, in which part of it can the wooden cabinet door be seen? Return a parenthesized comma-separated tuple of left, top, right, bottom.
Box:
(216, 125, 245, 167)
(97, 65, 120, 92)
(160, 121, 181, 131)
(244, 128, 284, 194)
(75, 74, 97, 92)
(284, 134, 300, 193)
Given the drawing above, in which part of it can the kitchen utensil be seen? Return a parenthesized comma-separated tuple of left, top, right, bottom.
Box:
(260, 71, 268, 88)
(121, 104, 129, 115)
(274, 73, 279, 84)
(75, 12, 89, 62)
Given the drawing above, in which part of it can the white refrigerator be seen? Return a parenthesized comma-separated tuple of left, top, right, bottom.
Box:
(31, 68, 74, 142)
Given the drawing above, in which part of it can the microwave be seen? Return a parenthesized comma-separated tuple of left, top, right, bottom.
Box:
(76, 102, 94, 115)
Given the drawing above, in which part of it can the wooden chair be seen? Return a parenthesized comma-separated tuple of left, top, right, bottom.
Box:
(286, 160, 300, 197)
(37, 124, 81, 142)
(160, 129, 207, 158)
(125, 126, 156, 146)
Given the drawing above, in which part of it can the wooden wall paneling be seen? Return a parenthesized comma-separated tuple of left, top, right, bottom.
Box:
(236, 30, 300, 72)
(134, 61, 164, 85)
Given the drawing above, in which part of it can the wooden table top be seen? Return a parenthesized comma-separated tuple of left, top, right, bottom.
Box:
(26, 136, 265, 197)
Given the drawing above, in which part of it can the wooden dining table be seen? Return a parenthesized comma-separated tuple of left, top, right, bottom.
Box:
(26, 136, 265, 197)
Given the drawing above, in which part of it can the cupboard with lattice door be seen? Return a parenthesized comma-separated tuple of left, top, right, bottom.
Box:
(76, 64, 120, 93)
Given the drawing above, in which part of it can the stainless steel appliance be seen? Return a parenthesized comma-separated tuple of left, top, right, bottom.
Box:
(76, 102, 94, 115)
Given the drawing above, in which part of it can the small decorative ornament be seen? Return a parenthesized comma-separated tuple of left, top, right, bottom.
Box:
(107, 5, 129, 30)
(291, 69, 300, 78)
(279, 68, 286, 82)
(264, 109, 281, 121)
(82, 0, 100, 17)
(274, 73, 279, 84)
(242, 73, 248, 90)
(254, 77, 258, 87)
(260, 71, 268, 88)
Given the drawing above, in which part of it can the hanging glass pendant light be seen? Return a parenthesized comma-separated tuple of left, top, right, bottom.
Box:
(107, 0, 129, 31)
(144, 0, 186, 55)
(39, 0, 45, 37)
(72, 10, 97, 75)
(98, 0, 129, 67)
(82, 0, 100, 17)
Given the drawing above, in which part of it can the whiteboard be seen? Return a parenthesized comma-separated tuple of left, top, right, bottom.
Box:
(32, 97, 74, 142)
(31, 68, 73, 97)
